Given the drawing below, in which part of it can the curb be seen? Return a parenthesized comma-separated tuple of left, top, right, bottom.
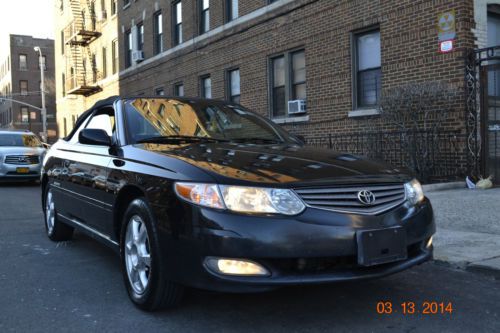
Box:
(433, 259, 500, 280)
(423, 181, 465, 193)
(466, 259, 500, 280)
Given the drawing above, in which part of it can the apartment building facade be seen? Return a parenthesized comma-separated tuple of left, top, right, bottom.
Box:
(0, 35, 58, 140)
(54, 0, 500, 181)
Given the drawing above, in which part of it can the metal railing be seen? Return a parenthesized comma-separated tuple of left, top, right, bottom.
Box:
(64, 15, 101, 45)
(303, 130, 467, 182)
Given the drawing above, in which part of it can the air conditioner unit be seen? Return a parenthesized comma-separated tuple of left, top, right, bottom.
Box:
(132, 51, 144, 63)
(288, 99, 306, 115)
(97, 10, 107, 21)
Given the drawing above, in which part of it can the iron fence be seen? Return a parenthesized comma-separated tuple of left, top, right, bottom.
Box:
(303, 130, 467, 183)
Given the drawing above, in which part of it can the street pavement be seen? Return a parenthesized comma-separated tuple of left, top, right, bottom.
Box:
(427, 187, 500, 277)
(0, 184, 499, 333)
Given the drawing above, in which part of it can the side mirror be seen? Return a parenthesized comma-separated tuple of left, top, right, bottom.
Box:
(79, 128, 111, 146)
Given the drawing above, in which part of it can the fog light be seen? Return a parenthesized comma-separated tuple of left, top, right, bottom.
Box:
(205, 257, 270, 276)
(426, 236, 433, 248)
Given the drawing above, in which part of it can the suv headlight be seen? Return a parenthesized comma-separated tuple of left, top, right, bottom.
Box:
(404, 179, 424, 205)
(174, 182, 305, 215)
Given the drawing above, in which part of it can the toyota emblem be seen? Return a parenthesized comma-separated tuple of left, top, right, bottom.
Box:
(18, 156, 27, 163)
(357, 190, 376, 205)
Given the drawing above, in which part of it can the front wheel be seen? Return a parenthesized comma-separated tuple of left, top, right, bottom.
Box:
(120, 198, 183, 311)
(44, 187, 74, 241)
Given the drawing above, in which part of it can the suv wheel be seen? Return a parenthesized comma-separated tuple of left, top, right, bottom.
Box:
(44, 187, 74, 241)
(120, 198, 183, 311)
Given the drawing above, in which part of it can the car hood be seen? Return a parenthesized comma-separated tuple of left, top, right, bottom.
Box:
(136, 142, 410, 186)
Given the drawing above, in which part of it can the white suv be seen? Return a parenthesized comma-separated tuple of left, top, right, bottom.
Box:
(0, 130, 46, 182)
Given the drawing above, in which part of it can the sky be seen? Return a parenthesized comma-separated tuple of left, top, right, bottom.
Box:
(0, 0, 55, 45)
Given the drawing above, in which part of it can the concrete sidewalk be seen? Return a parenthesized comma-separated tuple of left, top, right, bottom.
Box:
(426, 187, 500, 279)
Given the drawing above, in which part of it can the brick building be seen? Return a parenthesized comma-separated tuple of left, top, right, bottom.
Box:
(0, 34, 58, 141)
(54, 0, 500, 181)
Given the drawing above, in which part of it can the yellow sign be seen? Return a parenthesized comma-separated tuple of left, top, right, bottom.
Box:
(438, 10, 456, 41)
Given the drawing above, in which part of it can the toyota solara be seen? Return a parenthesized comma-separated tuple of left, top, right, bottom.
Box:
(41, 96, 435, 311)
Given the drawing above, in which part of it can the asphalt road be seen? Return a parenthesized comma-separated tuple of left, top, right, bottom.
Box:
(0, 184, 498, 333)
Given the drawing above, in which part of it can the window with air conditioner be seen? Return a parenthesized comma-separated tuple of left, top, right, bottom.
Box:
(269, 49, 307, 119)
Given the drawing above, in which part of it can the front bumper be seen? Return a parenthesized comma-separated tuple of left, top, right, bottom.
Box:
(160, 198, 435, 292)
(0, 163, 41, 181)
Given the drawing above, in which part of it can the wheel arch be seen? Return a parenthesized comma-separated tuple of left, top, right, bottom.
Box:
(41, 174, 49, 208)
(113, 185, 146, 241)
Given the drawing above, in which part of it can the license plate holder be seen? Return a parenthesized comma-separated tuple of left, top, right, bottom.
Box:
(357, 227, 407, 266)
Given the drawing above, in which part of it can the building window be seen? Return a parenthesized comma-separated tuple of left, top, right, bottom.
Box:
(227, 68, 240, 103)
(19, 54, 27, 70)
(174, 82, 184, 97)
(62, 73, 66, 97)
(39, 55, 47, 71)
(269, 49, 306, 118)
(21, 107, 29, 123)
(155, 87, 165, 96)
(102, 47, 107, 77)
(111, 0, 117, 15)
(226, 0, 238, 22)
(125, 30, 132, 68)
(112, 39, 118, 74)
(200, 0, 210, 34)
(137, 22, 144, 52)
(61, 30, 65, 55)
(353, 29, 381, 109)
(173, 1, 183, 46)
(154, 11, 163, 54)
(271, 56, 286, 117)
(30, 111, 37, 121)
(291, 51, 306, 100)
(63, 117, 67, 137)
(20, 80, 28, 96)
(200, 76, 211, 98)
(123, 0, 130, 8)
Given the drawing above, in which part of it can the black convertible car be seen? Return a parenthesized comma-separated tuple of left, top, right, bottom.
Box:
(41, 96, 435, 311)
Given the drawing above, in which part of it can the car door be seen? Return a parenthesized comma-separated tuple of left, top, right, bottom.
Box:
(63, 108, 115, 234)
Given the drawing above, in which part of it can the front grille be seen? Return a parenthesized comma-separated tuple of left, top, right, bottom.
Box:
(294, 183, 406, 215)
(4, 155, 40, 165)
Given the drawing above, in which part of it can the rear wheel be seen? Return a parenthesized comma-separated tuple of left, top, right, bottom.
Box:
(44, 187, 74, 241)
(120, 198, 183, 311)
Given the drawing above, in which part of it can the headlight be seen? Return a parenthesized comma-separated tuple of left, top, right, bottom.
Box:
(174, 182, 305, 215)
(404, 179, 424, 205)
(219, 185, 305, 215)
(174, 182, 225, 209)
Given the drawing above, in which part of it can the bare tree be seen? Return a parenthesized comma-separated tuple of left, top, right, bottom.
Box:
(379, 82, 458, 182)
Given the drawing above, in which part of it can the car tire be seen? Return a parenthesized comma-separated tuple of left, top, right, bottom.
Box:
(44, 186, 74, 241)
(120, 198, 184, 311)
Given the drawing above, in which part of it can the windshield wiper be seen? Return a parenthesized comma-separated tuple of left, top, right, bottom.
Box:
(136, 135, 228, 144)
(229, 138, 284, 144)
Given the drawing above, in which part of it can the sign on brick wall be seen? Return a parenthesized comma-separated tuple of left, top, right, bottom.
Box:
(438, 10, 456, 53)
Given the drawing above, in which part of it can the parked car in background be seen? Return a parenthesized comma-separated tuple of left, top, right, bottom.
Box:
(41, 96, 435, 311)
(0, 130, 46, 183)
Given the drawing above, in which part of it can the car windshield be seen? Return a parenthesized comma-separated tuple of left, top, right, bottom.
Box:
(0, 133, 42, 147)
(124, 98, 294, 144)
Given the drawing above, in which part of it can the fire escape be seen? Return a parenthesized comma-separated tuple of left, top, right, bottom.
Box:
(64, 0, 103, 96)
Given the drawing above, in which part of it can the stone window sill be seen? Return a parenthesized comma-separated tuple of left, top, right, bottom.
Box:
(272, 115, 310, 124)
(348, 109, 380, 118)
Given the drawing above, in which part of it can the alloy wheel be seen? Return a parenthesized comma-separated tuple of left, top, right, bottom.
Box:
(45, 189, 55, 234)
(125, 215, 152, 295)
